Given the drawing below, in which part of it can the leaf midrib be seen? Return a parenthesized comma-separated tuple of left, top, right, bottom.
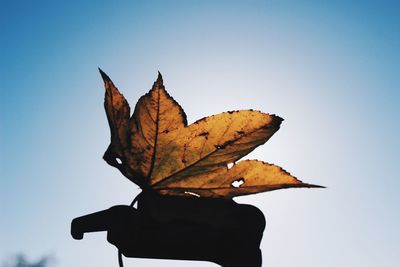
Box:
(147, 87, 161, 180)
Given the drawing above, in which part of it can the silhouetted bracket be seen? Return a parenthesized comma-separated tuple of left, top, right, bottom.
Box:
(71, 191, 265, 267)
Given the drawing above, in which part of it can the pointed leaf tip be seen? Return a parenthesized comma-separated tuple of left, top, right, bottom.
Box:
(156, 71, 163, 83)
(98, 68, 110, 82)
(303, 183, 326, 189)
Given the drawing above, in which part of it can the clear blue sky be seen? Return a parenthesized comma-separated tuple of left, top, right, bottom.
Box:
(1, 1, 399, 266)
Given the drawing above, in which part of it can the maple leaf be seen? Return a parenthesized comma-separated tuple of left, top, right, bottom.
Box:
(99, 69, 323, 198)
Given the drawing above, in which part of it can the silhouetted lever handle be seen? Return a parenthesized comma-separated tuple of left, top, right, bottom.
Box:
(71, 191, 265, 266)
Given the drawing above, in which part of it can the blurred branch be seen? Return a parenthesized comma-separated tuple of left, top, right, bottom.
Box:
(2, 254, 55, 267)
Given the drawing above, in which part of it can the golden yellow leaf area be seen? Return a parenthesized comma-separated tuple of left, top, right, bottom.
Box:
(99, 69, 323, 198)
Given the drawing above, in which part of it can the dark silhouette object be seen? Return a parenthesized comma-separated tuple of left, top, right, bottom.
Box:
(71, 190, 265, 266)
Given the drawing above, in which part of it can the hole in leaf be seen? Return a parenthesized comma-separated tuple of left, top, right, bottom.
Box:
(227, 162, 234, 169)
(184, 191, 201, 197)
(115, 158, 122, 165)
(231, 178, 245, 188)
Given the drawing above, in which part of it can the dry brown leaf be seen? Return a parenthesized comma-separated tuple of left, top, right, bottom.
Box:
(99, 70, 323, 198)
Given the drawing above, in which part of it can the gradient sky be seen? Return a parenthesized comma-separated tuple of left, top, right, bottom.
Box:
(1, 1, 399, 266)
